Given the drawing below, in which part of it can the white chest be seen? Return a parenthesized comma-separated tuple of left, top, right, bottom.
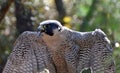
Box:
(42, 33, 65, 51)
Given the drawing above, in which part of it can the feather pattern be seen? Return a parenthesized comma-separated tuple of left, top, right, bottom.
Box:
(2, 20, 115, 73)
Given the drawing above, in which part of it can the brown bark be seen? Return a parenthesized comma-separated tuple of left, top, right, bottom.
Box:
(15, 0, 34, 35)
(0, 0, 14, 23)
(54, 0, 66, 25)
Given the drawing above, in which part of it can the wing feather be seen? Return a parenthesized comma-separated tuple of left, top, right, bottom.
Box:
(70, 29, 115, 73)
(2, 31, 56, 73)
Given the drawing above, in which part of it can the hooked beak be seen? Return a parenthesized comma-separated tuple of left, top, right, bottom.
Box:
(37, 26, 45, 36)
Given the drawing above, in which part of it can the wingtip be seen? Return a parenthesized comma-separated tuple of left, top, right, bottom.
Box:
(94, 29, 106, 37)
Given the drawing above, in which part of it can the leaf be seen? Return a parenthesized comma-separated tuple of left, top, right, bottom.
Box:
(63, 16, 72, 23)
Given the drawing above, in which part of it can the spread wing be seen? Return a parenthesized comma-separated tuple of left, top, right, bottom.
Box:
(90, 29, 115, 73)
(71, 29, 115, 73)
(2, 31, 56, 73)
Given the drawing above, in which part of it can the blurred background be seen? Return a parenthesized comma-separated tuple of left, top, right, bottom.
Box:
(0, 0, 120, 73)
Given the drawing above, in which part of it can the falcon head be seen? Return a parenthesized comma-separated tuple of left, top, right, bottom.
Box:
(37, 20, 63, 36)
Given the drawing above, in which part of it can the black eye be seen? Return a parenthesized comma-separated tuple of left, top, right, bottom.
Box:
(43, 24, 50, 29)
(46, 24, 50, 28)
(43, 25, 46, 29)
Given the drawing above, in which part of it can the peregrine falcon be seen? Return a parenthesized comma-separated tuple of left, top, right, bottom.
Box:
(2, 20, 115, 73)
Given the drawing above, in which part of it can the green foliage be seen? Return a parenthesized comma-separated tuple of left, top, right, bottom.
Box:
(113, 47, 120, 73)
(76, 0, 92, 17)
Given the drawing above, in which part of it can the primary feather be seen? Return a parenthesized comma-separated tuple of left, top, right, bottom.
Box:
(3, 20, 115, 73)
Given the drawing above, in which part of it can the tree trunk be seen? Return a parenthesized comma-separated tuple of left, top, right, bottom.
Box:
(54, 0, 66, 25)
(15, 0, 34, 35)
(80, 0, 98, 31)
(0, 0, 14, 23)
